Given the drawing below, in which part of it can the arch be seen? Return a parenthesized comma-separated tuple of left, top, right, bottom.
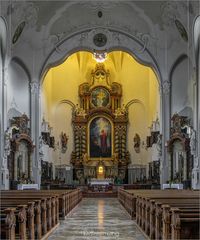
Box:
(10, 57, 31, 82)
(169, 54, 188, 81)
(57, 100, 75, 109)
(169, 54, 190, 118)
(193, 15, 200, 65)
(193, 15, 200, 172)
(0, 16, 7, 62)
(126, 99, 145, 110)
(39, 28, 162, 87)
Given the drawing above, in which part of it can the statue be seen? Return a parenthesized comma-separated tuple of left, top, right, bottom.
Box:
(133, 133, 140, 153)
(82, 153, 89, 164)
(114, 104, 127, 117)
(3, 129, 11, 169)
(156, 134, 162, 158)
(74, 104, 86, 118)
(190, 127, 196, 156)
(39, 136, 44, 156)
(61, 132, 68, 153)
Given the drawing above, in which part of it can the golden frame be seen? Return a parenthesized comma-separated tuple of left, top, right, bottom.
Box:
(87, 115, 114, 161)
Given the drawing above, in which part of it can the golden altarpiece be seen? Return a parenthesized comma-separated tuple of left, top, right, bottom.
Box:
(71, 64, 130, 183)
(7, 114, 35, 189)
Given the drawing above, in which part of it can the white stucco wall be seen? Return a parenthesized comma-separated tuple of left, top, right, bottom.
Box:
(7, 60, 30, 118)
(171, 57, 194, 119)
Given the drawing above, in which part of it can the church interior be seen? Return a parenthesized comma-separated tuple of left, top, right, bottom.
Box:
(0, 1, 200, 239)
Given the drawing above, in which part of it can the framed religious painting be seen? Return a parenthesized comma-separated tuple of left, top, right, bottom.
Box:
(88, 116, 113, 159)
(90, 87, 110, 108)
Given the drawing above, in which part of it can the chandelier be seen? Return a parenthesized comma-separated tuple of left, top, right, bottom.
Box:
(93, 50, 107, 63)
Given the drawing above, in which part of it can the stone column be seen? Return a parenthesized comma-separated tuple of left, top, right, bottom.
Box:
(192, 50, 200, 189)
(160, 80, 171, 185)
(1, 66, 9, 189)
(30, 81, 41, 187)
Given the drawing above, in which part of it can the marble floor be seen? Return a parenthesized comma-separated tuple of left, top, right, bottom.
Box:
(49, 198, 147, 240)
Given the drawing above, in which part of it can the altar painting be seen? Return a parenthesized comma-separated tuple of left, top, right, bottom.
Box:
(89, 117, 112, 158)
(91, 87, 110, 107)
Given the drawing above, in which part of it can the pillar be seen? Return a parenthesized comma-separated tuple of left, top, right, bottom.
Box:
(160, 80, 171, 185)
(30, 81, 41, 187)
(1, 66, 9, 189)
(192, 48, 200, 189)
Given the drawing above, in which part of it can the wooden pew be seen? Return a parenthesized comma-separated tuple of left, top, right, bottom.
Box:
(2, 188, 82, 219)
(0, 208, 16, 240)
(1, 199, 42, 240)
(1, 189, 82, 240)
(163, 205, 200, 240)
(118, 189, 200, 240)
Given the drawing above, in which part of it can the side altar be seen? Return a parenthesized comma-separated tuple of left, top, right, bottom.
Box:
(71, 64, 130, 184)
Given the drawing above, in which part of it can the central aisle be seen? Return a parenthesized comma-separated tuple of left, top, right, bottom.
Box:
(49, 198, 147, 240)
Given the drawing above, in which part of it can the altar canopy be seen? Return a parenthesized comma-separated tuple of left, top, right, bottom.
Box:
(71, 63, 130, 183)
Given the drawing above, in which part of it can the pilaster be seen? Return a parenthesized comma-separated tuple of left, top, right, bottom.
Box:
(160, 80, 171, 185)
(30, 81, 41, 187)
(0, 66, 9, 189)
(192, 49, 200, 189)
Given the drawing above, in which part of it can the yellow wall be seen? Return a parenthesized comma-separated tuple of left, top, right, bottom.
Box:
(42, 51, 160, 166)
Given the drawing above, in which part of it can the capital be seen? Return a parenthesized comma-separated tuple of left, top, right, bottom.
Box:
(30, 81, 40, 94)
(162, 80, 170, 95)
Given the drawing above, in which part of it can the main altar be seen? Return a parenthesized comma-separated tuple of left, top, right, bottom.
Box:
(71, 63, 130, 184)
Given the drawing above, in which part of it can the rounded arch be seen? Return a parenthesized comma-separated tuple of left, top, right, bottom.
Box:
(10, 57, 31, 82)
(40, 28, 162, 87)
(57, 100, 75, 109)
(53, 100, 76, 119)
(169, 54, 191, 118)
(169, 54, 188, 81)
(0, 16, 7, 62)
(126, 99, 145, 110)
(193, 15, 200, 65)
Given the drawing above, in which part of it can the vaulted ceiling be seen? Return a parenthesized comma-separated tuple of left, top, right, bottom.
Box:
(1, 0, 199, 80)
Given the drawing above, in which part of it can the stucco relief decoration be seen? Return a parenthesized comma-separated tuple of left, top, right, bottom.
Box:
(160, 1, 178, 26)
(60, 132, 69, 153)
(8, 2, 38, 44)
(114, 105, 127, 118)
(133, 133, 141, 153)
(190, 127, 197, 160)
(30, 82, 40, 94)
(2, 129, 11, 169)
(93, 33, 107, 47)
(74, 104, 87, 118)
(162, 80, 170, 95)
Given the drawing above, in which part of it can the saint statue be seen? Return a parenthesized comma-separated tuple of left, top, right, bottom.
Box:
(3, 129, 11, 168)
(190, 127, 196, 156)
(156, 134, 162, 157)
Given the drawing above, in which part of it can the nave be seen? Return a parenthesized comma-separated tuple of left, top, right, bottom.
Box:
(49, 198, 147, 240)
(1, 188, 200, 239)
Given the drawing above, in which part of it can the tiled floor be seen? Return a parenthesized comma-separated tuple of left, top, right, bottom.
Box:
(49, 198, 147, 240)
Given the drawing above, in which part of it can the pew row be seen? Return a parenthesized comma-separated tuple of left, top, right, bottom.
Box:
(0, 189, 82, 240)
(118, 188, 200, 240)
